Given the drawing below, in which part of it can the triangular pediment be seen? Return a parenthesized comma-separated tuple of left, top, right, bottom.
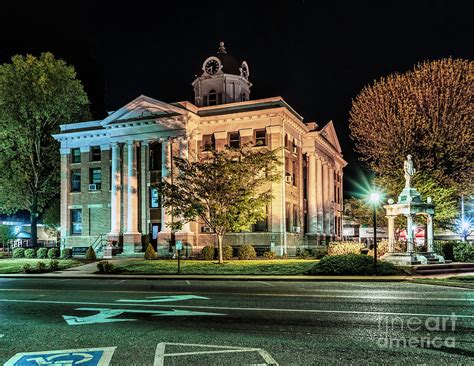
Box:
(101, 95, 187, 126)
(319, 120, 342, 153)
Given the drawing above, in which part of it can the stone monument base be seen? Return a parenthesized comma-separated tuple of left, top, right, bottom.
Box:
(381, 252, 428, 266)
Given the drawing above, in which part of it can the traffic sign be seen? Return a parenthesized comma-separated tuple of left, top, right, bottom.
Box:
(175, 240, 183, 250)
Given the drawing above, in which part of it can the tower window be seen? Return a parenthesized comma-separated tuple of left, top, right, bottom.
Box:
(207, 90, 222, 106)
(228, 132, 240, 148)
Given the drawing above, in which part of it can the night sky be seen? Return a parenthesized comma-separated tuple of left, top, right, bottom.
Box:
(1, 1, 473, 195)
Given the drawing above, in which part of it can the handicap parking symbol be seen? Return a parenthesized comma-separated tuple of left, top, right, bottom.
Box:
(4, 347, 116, 366)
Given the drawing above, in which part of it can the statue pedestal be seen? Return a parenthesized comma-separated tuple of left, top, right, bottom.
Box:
(397, 187, 422, 204)
(381, 252, 427, 266)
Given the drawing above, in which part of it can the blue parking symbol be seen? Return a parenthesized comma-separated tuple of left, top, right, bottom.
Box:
(5, 347, 116, 366)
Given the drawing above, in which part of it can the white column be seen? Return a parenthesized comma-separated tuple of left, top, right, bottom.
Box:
(316, 156, 323, 233)
(140, 141, 149, 236)
(307, 153, 317, 233)
(125, 141, 139, 234)
(329, 165, 335, 236)
(406, 214, 414, 252)
(387, 216, 396, 252)
(178, 138, 191, 233)
(160, 139, 171, 233)
(427, 214, 434, 252)
(322, 161, 330, 236)
(110, 143, 121, 235)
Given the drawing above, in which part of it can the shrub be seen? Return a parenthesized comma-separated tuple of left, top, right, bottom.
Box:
(453, 242, 474, 262)
(97, 260, 114, 272)
(308, 254, 399, 276)
(37, 261, 47, 272)
(85, 246, 97, 261)
(238, 244, 256, 260)
(24, 249, 36, 258)
(263, 251, 276, 260)
(328, 241, 364, 256)
(200, 246, 215, 260)
(37, 248, 48, 259)
(144, 243, 157, 260)
(297, 248, 314, 259)
(12, 248, 25, 258)
(22, 263, 32, 273)
(0, 252, 3, 259)
(368, 240, 407, 257)
(48, 260, 60, 271)
(61, 248, 73, 259)
(48, 248, 60, 259)
(104, 261, 114, 273)
(434, 240, 455, 260)
(222, 244, 233, 260)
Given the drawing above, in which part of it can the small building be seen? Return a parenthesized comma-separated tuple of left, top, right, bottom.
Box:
(53, 42, 347, 257)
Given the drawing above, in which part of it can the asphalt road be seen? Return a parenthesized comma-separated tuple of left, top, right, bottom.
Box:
(0, 279, 472, 365)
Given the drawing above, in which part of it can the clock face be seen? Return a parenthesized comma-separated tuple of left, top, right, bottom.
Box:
(204, 59, 220, 75)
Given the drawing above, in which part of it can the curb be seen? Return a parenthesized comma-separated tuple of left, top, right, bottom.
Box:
(0, 273, 410, 282)
(409, 278, 474, 290)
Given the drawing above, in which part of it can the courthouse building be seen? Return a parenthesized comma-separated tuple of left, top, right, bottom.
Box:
(53, 42, 347, 256)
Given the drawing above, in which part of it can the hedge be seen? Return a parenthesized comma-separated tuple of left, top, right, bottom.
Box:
(308, 254, 399, 275)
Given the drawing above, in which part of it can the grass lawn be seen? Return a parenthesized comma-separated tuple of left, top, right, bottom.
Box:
(112, 259, 318, 275)
(412, 275, 474, 289)
(0, 259, 82, 274)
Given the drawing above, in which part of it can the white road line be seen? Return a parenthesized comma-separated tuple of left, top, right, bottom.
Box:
(0, 289, 471, 302)
(186, 280, 191, 285)
(0, 298, 473, 318)
(257, 281, 274, 286)
(114, 280, 127, 285)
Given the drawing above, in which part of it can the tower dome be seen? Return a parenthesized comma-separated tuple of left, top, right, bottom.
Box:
(192, 42, 252, 107)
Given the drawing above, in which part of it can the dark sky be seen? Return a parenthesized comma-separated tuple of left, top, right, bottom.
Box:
(1, 1, 472, 195)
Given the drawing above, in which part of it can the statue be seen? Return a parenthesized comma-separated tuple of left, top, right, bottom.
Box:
(403, 154, 416, 188)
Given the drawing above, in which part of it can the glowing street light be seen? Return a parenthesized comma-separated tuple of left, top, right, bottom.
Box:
(369, 190, 381, 272)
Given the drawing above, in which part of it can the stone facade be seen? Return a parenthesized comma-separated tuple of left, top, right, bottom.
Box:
(53, 43, 347, 257)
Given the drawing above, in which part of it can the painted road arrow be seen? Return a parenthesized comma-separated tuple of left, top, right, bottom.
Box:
(116, 294, 210, 303)
(63, 307, 225, 325)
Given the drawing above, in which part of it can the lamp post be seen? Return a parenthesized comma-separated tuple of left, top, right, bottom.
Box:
(369, 192, 381, 272)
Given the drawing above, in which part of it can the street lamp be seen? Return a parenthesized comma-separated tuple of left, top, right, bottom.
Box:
(369, 192, 381, 272)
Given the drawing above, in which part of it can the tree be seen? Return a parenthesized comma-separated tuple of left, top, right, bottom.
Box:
(0, 225, 14, 250)
(0, 53, 90, 247)
(156, 145, 281, 264)
(349, 58, 473, 194)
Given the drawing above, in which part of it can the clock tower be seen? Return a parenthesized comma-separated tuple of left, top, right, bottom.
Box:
(192, 42, 252, 107)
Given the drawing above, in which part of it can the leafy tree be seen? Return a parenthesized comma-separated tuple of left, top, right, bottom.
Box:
(0, 53, 90, 247)
(156, 145, 280, 263)
(0, 225, 14, 249)
(349, 58, 473, 195)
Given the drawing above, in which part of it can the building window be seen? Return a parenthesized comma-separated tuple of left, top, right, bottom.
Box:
(71, 209, 82, 235)
(293, 206, 299, 229)
(91, 146, 101, 162)
(284, 134, 289, 150)
(150, 187, 160, 208)
(255, 129, 266, 146)
(149, 142, 162, 171)
(286, 203, 291, 232)
(71, 148, 81, 163)
(228, 132, 240, 148)
(202, 134, 215, 151)
(252, 218, 267, 232)
(71, 170, 81, 192)
(292, 160, 297, 186)
(89, 168, 102, 190)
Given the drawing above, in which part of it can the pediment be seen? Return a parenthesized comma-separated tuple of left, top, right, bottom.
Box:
(101, 95, 187, 126)
(319, 120, 342, 153)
